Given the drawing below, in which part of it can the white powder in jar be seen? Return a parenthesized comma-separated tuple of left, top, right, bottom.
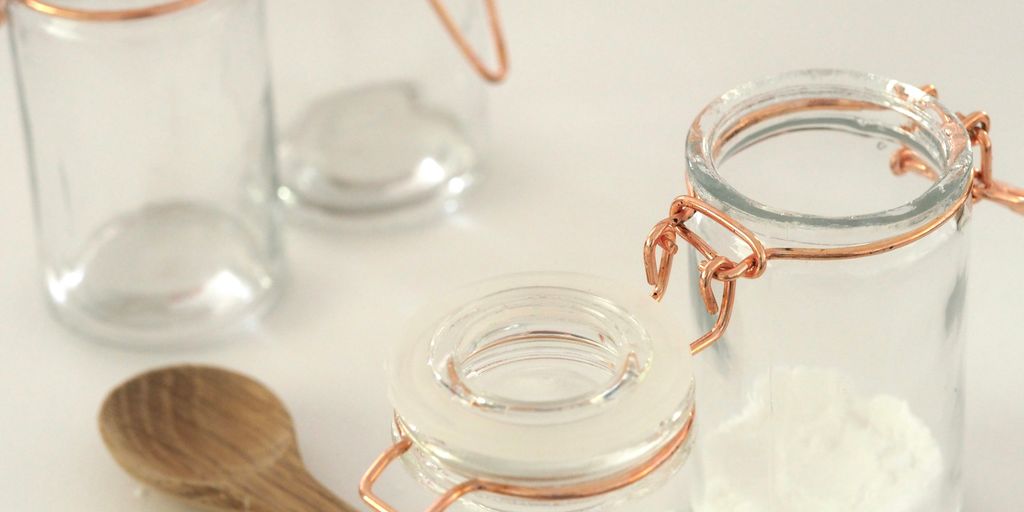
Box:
(693, 367, 944, 512)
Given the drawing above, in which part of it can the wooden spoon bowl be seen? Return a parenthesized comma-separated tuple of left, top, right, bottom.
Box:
(99, 365, 355, 512)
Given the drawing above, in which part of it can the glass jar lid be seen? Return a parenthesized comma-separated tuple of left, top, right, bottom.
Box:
(388, 272, 695, 495)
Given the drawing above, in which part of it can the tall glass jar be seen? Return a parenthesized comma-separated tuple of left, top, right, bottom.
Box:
(679, 70, 972, 512)
(362, 273, 695, 511)
(7, 0, 284, 346)
(266, 0, 500, 225)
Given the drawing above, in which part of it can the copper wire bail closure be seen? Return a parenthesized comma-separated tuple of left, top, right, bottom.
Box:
(429, 0, 509, 83)
(644, 84, 1024, 356)
(360, 410, 695, 512)
(644, 196, 767, 355)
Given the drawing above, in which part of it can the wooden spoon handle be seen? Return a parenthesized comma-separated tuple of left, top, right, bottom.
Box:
(243, 455, 359, 512)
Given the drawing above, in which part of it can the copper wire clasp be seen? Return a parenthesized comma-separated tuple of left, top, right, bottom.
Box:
(643, 219, 679, 301)
(962, 113, 1024, 214)
(360, 412, 695, 512)
(428, 0, 509, 83)
(643, 196, 767, 355)
(890, 86, 1023, 215)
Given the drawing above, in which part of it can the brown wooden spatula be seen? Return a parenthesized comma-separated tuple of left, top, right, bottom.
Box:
(99, 365, 357, 512)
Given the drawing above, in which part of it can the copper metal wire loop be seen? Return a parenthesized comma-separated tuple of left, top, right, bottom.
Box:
(643, 195, 765, 354)
(14, 0, 205, 21)
(645, 85, 1023, 356)
(429, 0, 509, 83)
(359, 409, 695, 512)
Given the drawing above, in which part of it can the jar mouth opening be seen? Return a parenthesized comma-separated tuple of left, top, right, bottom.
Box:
(430, 286, 652, 423)
(687, 69, 973, 248)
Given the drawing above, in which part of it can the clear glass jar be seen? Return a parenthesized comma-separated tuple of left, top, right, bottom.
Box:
(364, 273, 695, 511)
(267, 0, 500, 225)
(7, 0, 284, 346)
(683, 70, 972, 512)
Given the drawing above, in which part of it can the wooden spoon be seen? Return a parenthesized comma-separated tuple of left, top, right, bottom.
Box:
(99, 365, 357, 512)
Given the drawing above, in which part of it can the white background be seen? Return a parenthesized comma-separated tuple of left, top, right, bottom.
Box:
(1, 1, 1022, 510)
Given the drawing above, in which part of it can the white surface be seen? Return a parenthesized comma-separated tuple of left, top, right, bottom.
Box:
(1, 1, 1022, 510)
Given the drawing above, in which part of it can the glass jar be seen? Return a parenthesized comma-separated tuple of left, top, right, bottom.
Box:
(362, 273, 695, 511)
(675, 70, 975, 512)
(7, 0, 284, 346)
(267, 0, 505, 225)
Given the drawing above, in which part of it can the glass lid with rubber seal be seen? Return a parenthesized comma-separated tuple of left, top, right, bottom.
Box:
(363, 272, 696, 512)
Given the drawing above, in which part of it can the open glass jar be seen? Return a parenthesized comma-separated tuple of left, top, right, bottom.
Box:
(267, 0, 507, 225)
(362, 273, 695, 511)
(6, 0, 283, 346)
(643, 69, 1022, 512)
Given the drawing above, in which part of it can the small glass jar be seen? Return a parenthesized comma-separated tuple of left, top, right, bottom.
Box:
(7, 0, 284, 346)
(362, 273, 695, 511)
(267, 0, 503, 224)
(681, 70, 972, 512)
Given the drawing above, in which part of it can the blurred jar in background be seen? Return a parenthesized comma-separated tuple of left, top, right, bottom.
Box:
(7, 0, 284, 346)
(266, 0, 505, 226)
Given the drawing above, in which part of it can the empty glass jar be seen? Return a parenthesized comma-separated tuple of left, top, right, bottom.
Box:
(362, 273, 695, 511)
(7, 0, 283, 345)
(267, 0, 503, 224)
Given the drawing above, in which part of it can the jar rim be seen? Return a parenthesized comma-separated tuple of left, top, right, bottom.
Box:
(687, 69, 974, 248)
(388, 272, 694, 489)
(11, 0, 206, 21)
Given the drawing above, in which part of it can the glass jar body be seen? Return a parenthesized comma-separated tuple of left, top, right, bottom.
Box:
(266, 0, 488, 224)
(683, 70, 971, 512)
(687, 225, 969, 512)
(8, 0, 284, 346)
